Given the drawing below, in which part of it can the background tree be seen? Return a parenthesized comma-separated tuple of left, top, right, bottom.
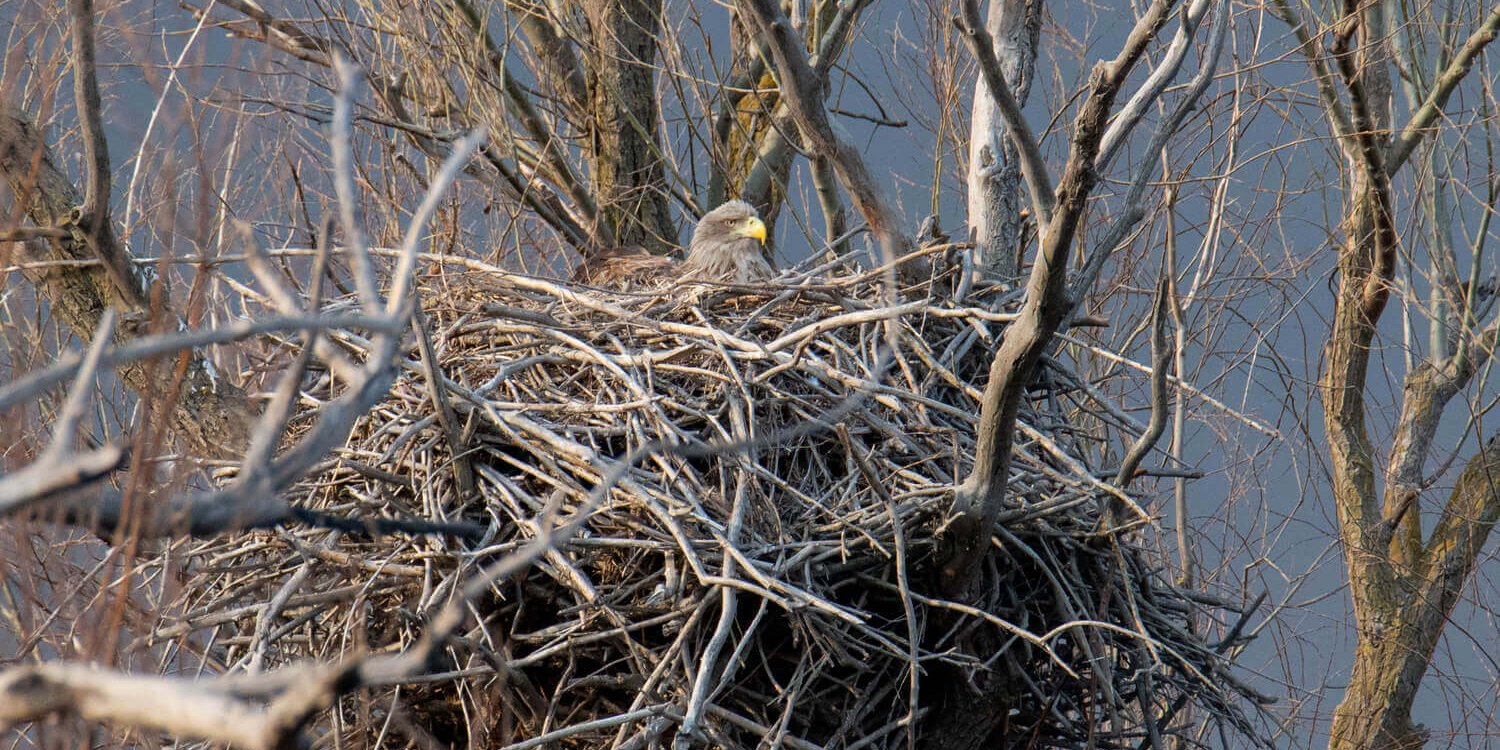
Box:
(963, 0, 1040, 281)
(1, 0, 249, 458)
(1272, 1, 1500, 747)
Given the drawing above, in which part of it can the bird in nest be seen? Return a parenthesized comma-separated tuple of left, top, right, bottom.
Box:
(572, 200, 771, 287)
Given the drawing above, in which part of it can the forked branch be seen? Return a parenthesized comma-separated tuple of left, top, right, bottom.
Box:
(941, 0, 1180, 597)
(1386, 4, 1500, 174)
(738, 0, 912, 268)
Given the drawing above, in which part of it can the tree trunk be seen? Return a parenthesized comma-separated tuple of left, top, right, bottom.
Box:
(965, 0, 1041, 282)
(0, 108, 250, 457)
(1328, 430, 1500, 750)
(1314, 6, 1500, 746)
(1329, 631, 1430, 750)
(582, 0, 677, 252)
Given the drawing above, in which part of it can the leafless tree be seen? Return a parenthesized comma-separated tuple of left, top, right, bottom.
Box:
(1270, 1, 1500, 748)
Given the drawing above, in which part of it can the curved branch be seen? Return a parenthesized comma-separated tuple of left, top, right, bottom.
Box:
(1386, 4, 1500, 175)
(68, 0, 109, 224)
(738, 0, 911, 266)
(1113, 278, 1174, 491)
(941, 0, 1180, 596)
(1097, 0, 1217, 172)
(955, 0, 1055, 226)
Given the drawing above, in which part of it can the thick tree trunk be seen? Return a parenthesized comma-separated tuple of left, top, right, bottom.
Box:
(965, 0, 1041, 282)
(1329, 636, 1427, 750)
(1328, 431, 1500, 750)
(1314, 6, 1500, 747)
(582, 0, 677, 252)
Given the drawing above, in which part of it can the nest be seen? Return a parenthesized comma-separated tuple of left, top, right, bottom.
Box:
(187, 254, 1266, 748)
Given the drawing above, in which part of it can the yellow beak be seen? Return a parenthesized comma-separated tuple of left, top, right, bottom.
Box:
(741, 217, 767, 244)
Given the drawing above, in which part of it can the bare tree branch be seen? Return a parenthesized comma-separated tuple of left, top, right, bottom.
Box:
(505, 0, 591, 124)
(331, 58, 382, 313)
(452, 0, 611, 247)
(1114, 277, 1173, 491)
(1, 77, 488, 541)
(0, 475, 583, 747)
(729, 0, 874, 232)
(68, 0, 109, 225)
(1070, 0, 1227, 308)
(188, 0, 602, 252)
(1386, 4, 1500, 174)
(955, 0, 1055, 226)
(0, 311, 126, 513)
(738, 0, 912, 269)
(942, 0, 1179, 596)
(1097, 0, 1218, 172)
(0, 312, 397, 413)
(1271, 0, 1357, 144)
(0, 661, 358, 750)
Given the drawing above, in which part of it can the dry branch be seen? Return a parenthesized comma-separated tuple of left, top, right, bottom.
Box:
(0, 661, 366, 750)
(738, 0, 912, 270)
(943, 0, 1183, 598)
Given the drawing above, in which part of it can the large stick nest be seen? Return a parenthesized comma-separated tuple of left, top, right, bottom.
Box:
(187, 254, 1267, 748)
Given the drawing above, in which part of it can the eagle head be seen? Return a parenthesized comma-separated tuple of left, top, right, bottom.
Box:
(682, 200, 772, 283)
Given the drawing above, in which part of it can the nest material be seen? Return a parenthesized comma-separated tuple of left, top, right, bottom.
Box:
(195, 257, 1263, 748)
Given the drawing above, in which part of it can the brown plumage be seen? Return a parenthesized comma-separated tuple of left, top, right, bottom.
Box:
(571, 200, 770, 287)
(571, 246, 677, 286)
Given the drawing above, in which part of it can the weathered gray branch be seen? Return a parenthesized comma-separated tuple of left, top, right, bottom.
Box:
(941, 0, 1180, 597)
(738, 0, 912, 270)
(1097, 0, 1218, 172)
(956, 0, 1054, 226)
(1070, 0, 1227, 308)
(68, 0, 109, 225)
(1114, 278, 1174, 491)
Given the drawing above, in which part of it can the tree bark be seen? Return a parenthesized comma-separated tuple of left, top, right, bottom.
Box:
(582, 0, 677, 252)
(965, 0, 1041, 282)
(0, 109, 250, 457)
(1329, 432, 1500, 750)
(1308, 4, 1500, 747)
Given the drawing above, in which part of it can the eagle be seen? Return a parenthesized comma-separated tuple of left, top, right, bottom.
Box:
(573, 200, 771, 287)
